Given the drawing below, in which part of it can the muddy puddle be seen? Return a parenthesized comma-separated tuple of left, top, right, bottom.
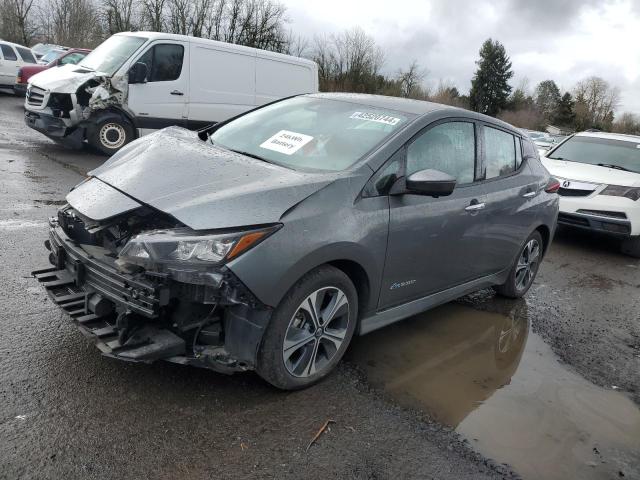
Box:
(348, 302, 640, 479)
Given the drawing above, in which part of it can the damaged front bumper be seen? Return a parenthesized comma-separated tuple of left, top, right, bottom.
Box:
(32, 218, 272, 374)
(24, 110, 85, 149)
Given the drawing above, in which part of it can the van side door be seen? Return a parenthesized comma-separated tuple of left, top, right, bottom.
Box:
(127, 40, 189, 131)
(477, 124, 540, 274)
(186, 44, 257, 128)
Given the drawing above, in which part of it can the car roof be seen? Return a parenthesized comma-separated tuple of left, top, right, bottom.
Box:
(0, 40, 32, 50)
(305, 93, 521, 134)
(115, 31, 317, 67)
(574, 131, 640, 143)
(307, 92, 452, 115)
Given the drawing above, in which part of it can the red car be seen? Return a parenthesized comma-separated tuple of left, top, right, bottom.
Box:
(15, 48, 91, 96)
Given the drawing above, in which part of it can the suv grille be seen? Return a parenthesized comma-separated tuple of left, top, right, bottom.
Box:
(558, 187, 593, 197)
(576, 209, 627, 219)
(27, 85, 46, 107)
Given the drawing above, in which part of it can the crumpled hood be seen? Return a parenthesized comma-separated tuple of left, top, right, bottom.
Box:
(29, 63, 100, 93)
(82, 127, 338, 230)
(542, 157, 640, 187)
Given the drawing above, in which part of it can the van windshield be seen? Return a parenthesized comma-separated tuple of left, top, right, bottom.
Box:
(210, 96, 413, 172)
(79, 35, 147, 76)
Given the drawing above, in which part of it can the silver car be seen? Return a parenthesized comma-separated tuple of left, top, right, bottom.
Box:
(33, 93, 559, 389)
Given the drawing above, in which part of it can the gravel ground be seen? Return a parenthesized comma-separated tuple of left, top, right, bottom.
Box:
(1, 93, 638, 479)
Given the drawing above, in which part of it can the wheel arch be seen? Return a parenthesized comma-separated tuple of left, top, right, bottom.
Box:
(534, 223, 551, 256)
(85, 107, 138, 140)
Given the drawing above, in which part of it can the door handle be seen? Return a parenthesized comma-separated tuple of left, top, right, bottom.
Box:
(465, 202, 486, 212)
(170, 90, 184, 96)
(522, 191, 537, 198)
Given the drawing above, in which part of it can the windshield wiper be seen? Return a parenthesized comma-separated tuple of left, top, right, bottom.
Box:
(547, 156, 565, 160)
(597, 163, 631, 172)
(229, 149, 271, 164)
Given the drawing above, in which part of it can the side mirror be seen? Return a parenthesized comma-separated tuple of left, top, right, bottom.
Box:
(128, 62, 148, 84)
(393, 169, 457, 197)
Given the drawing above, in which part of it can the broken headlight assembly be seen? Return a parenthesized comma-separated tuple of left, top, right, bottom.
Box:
(601, 185, 640, 201)
(117, 225, 281, 284)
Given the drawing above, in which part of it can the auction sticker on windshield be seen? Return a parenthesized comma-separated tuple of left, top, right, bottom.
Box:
(260, 130, 314, 155)
(350, 111, 401, 126)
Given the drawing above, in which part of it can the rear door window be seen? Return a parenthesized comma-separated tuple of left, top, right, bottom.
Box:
(483, 126, 517, 179)
(138, 44, 184, 82)
(16, 47, 36, 63)
(407, 121, 476, 184)
(1, 44, 17, 61)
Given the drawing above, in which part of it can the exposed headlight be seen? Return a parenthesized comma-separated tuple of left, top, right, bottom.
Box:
(118, 225, 281, 270)
(601, 185, 640, 201)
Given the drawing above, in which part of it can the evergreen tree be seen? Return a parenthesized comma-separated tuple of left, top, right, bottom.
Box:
(556, 92, 575, 127)
(469, 39, 513, 116)
(535, 80, 562, 124)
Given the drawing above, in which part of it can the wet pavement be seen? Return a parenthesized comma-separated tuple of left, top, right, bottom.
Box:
(1, 93, 639, 479)
(349, 303, 640, 479)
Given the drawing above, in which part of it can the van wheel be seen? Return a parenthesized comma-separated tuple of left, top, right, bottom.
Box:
(495, 231, 543, 299)
(621, 236, 640, 258)
(256, 265, 358, 390)
(88, 117, 133, 155)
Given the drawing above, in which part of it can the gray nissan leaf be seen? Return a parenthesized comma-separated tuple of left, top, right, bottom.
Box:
(33, 93, 559, 389)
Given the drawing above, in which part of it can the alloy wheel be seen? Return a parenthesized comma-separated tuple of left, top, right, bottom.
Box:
(515, 239, 540, 291)
(282, 287, 350, 377)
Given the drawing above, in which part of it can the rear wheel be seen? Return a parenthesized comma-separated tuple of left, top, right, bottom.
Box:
(256, 265, 358, 390)
(621, 236, 640, 258)
(495, 231, 543, 298)
(88, 116, 133, 155)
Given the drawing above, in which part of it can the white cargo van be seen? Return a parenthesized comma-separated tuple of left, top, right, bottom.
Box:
(24, 32, 318, 154)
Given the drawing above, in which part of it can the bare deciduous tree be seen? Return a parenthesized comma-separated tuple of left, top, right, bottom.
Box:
(0, 0, 36, 45)
(396, 60, 426, 98)
(103, 0, 140, 34)
(38, 0, 102, 47)
(574, 76, 620, 130)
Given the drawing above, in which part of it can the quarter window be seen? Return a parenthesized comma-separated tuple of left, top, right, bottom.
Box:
(1, 44, 17, 61)
(484, 126, 517, 179)
(407, 122, 476, 184)
(137, 44, 184, 82)
(16, 47, 36, 63)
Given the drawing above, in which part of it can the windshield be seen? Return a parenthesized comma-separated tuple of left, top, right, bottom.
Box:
(210, 97, 413, 171)
(79, 35, 147, 76)
(41, 49, 63, 64)
(547, 135, 640, 173)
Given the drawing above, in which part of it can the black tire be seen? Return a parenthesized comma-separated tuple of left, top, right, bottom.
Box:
(495, 230, 544, 299)
(256, 265, 358, 390)
(88, 116, 134, 155)
(621, 236, 640, 258)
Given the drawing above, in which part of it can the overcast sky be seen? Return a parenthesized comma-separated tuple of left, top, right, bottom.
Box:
(282, 0, 640, 114)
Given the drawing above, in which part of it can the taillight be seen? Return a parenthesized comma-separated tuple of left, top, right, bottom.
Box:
(16, 69, 23, 83)
(545, 177, 560, 193)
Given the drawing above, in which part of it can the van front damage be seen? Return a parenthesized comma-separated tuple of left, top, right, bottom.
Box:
(24, 64, 129, 150)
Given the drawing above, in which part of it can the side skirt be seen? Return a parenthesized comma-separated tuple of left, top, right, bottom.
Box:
(358, 269, 509, 335)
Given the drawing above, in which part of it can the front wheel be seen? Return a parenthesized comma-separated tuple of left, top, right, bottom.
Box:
(495, 231, 543, 299)
(256, 266, 358, 390)
(88, 116, 134, 155)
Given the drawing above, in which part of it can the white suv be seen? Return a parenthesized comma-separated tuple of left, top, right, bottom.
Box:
(542, 131, 640, 257)
(0, 40, 37, 93)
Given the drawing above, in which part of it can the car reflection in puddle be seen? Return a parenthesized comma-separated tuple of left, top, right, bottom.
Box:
(347, 301, 640, 480)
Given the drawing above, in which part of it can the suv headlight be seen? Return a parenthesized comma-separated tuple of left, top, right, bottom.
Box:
(118, 225, 281, 270)
(601, 185, 640, 201)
